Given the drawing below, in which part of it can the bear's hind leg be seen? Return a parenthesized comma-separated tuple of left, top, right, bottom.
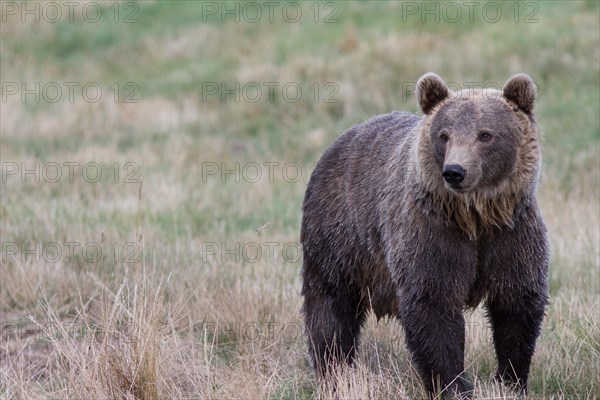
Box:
(303, 290, 367, 379)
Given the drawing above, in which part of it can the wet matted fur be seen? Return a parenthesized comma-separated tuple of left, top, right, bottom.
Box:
(300, 73, 549, 399)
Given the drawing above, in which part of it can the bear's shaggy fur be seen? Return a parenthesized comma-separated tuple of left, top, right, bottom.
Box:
(300, 73, 549, 398)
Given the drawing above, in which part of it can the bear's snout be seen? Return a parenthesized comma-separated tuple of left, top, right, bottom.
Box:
(442, 164, 465, 185)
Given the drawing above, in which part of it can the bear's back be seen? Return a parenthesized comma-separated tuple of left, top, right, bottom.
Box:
(301, 111, 421, 293)
(303, 111, 421, 233)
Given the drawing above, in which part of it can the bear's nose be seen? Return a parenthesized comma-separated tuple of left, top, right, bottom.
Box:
(442, 164, 465, 184)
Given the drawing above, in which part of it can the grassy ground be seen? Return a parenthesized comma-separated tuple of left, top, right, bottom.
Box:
(1, 1, 599, 399)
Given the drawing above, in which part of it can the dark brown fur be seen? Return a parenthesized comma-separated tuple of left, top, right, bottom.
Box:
(300, 73, 549, 399)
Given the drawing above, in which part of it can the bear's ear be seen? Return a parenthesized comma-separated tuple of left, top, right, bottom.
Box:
(417, 73, 449, 115)
(503, 73, 537, 114)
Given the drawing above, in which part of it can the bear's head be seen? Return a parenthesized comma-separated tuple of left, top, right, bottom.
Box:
(415, 73, 541, 238)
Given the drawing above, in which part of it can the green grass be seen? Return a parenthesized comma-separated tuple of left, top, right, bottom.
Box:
(1, 1, 599, 398)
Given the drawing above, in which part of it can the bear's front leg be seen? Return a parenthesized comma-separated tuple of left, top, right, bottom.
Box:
(400, 296, 473, 399)
(483, 206, 550, 394)
(486, 288, 547, 394)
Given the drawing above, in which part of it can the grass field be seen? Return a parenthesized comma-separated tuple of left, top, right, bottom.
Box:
(1, 1, 599, 399)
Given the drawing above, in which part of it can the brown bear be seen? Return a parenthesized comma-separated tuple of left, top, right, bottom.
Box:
(300, 73, 549, 399)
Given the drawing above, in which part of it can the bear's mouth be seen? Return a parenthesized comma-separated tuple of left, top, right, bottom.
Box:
(445, 182, 473, 193)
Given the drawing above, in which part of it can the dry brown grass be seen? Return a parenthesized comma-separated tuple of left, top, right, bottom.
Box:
(1, 1, 599, 399)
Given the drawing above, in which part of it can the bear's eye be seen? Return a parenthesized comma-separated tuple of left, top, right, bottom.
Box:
(478, 131, 492, 142)
(439, 132, 449, 143)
